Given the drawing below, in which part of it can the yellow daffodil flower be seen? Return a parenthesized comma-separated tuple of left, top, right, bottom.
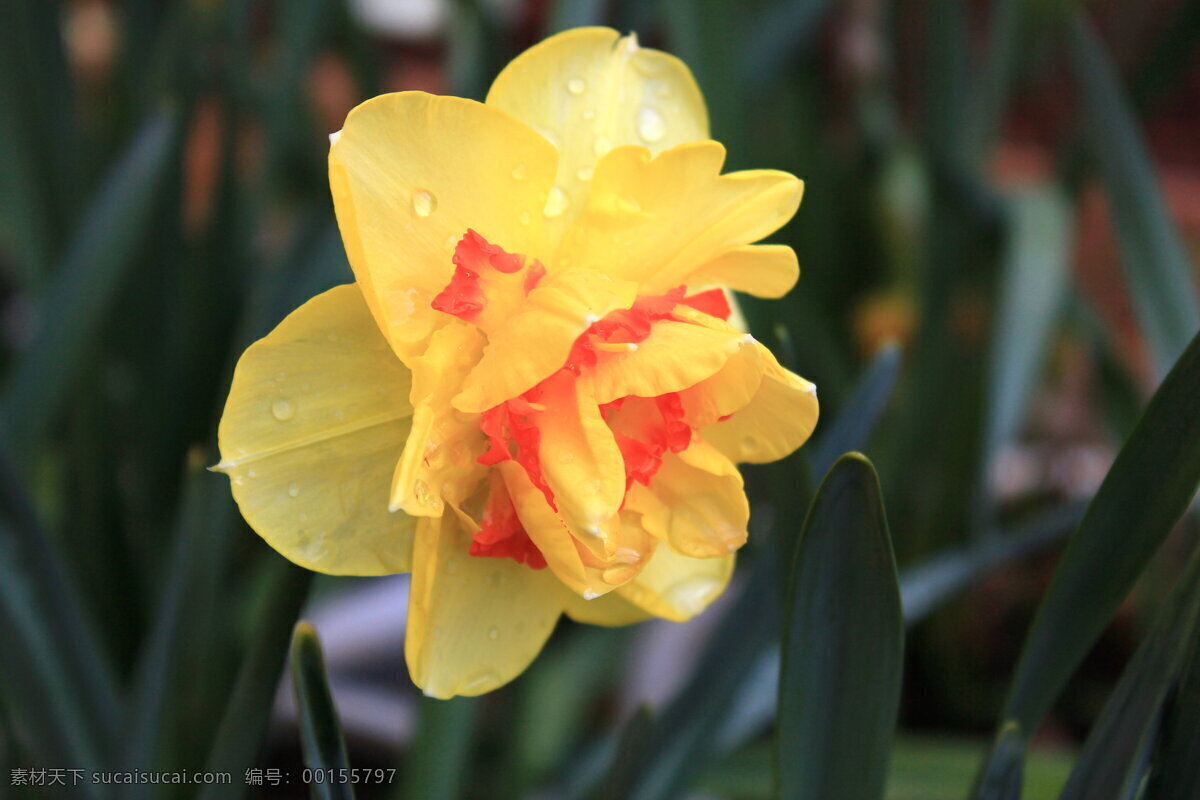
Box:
(216, 27, 818, 698)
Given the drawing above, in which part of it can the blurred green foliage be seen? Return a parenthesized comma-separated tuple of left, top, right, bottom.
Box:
(1, 1, 1199, 799)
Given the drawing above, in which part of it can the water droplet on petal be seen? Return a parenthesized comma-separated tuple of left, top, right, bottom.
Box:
(412, 189, 436, 217)
(488, 627, 499, 641)
(288, 481, 300, 497)
(511, 162, 527, 180)
(637, 106, 666, 143)
(582, 108, 596, 121)
(566, 77, 586, 95)
(271, 398, 295, 421)
(519, 209, 531, 225)
(580, 478, 602, 495)
(653, 79, 671, 98)
(576, 166, 594, 181)
(414, 479, 435, 506)
(593, 136, 612, 158)
(543, 186, 569, 218)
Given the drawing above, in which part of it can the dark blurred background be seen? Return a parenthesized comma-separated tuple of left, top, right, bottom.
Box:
(2, 1, 1199, 798)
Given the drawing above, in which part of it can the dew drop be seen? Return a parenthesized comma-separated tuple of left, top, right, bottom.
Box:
(740, 435, 760, 458)
(511, 162, 527, 180)
(519, 209, 532, 225)
(543, 186, 570, 218)
(580, 478, 602, 495)
(488, 627, 499, 641)
(558, 451, 575, 464)
(653, 79, 671, 98)
(288, 481, 300, 497)
(271, 398, 295, 421)
(593, 136, 612, 158)
(576, 165, 594, 181)
(636, 106, 666, 143)
(411, 189, 436, 217)
(566, 77, 586, 95)
(582, 108, 596, 121)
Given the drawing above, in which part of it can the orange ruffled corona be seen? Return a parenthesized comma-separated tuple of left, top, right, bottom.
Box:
(216, 27, 818, 698)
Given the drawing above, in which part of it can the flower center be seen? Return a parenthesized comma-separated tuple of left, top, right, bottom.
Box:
(432, 231, 732, 569)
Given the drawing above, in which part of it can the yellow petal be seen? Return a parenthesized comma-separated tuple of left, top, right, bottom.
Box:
(677, 337, 765, 427)
(587, 319, 751, 405)
(558, 582, 652, 626)
(688, 244, 800, 298)
(389, 321, 488, 517)
(625, 438, 749, 558)
(496, 460, 608, 598)
(486, 27, 708, 254)
(406, 514, 563, 698)
(617, 544, 734, 623)
(535, 371, 626, 539)
(217, 285, 416, 575)
(561, 142, 803, 293)
(329, 92, 558, 365)
(702, 343, 819, 464)
(453, 269, 638, 413)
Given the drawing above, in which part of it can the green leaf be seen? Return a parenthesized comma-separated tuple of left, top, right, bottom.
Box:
(585, 555, 782, 800)
(1058, 547, 1200, 800)
(810, 343, 902, 476)
(0, 447, 120, 790)
(197, 559, 312, 800)
(1068, 14, 1200, 377)
(0, 107, 179, 462)
(291, 621, 355, 800)
(399, 696, 479, 800)
(737, 0, 836, 92)
(973, 327, 1200, 794)
(545, 0, 606, 34)
(1145, 579, 1200, 799)
(0, 0, 76, 286)
(777, 453, 903, 800)
(983, 187, 1072, 466)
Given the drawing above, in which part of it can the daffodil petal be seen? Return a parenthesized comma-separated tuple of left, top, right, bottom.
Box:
(495, 461, 606, 597)
(559, 583, 653, 626)
(486, 27, 708, 254)
(688, 244, 800, 298)
(390, 321, 488, 517)
(536, 372, 626, 538)
(561, 142, 803, 293)
(217, 285, 416, 575)
(453, 269, 638, 413)
(617, 545, 734, 623)
(677, 336, 765, 427)
(702, 343, 819, 464)
(626, 438, 749, 558)
(329, 91, 558, 365)
(587, 320, 751, 405)
(406, 514, 563, 698)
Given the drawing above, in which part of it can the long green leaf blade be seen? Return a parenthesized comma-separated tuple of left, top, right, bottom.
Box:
(1144, 575, 1200, 800)
(399, 697, 479, 800)
(776, 454, 903, 800)
(0, 108, 179, 461)
(291, 621, 355, 800)
(973, 327, 1200, 794)
(984, 187, 1072, 466)
(1058, 547, 1200, 800)
(1069, 15, 1200, 377)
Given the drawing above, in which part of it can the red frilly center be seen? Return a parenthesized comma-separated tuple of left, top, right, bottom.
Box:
(431, 230, 732, 569)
